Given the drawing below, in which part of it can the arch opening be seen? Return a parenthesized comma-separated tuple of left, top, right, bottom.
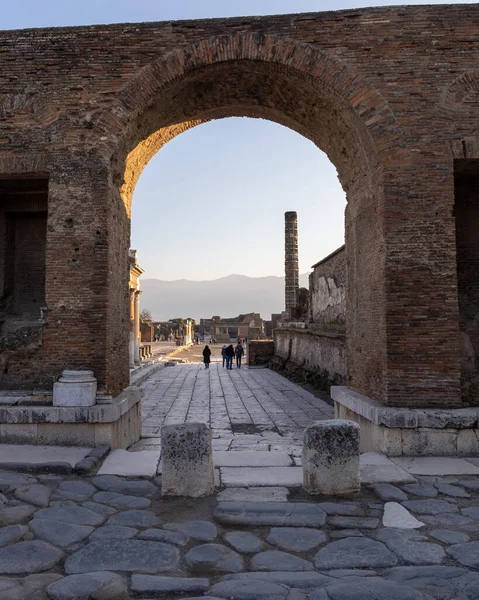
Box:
(112, 57, 382, 215)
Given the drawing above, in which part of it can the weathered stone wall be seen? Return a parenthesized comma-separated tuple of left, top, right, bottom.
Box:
(272, 326, 346, 391)
(248, 340, 275, 366)
(0, 5, 476, 407)
(310, 246, 346, 325)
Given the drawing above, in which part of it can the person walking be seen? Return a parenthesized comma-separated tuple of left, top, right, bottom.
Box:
(203, 345, 211, 369)
(221, 345, 227, 368)
(224, 344, 235, 370)
(235, 341, 244, 369)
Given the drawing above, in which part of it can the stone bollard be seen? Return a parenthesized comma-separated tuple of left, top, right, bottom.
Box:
(161, 423, 215, 497)
(53, 370, 97, 407)
(302, 419, 360, 495)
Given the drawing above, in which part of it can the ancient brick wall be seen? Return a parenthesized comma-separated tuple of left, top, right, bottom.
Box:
(310, 246, 346, 325)
(0, 5, 476, 405)
(248, 340, 275, 366)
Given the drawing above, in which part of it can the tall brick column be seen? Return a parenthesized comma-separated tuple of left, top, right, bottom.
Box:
(285, 211, 299, 319)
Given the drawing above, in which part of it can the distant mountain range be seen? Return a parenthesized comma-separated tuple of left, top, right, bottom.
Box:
(141, 273, 309, 322)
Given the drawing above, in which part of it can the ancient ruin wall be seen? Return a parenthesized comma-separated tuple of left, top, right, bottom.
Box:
(0, 5, 476, 406)
(310, 246, 346, 325)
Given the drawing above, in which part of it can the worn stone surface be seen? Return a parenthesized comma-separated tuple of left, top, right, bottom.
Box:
(216, 487, 289, 503)
(35, 506, 104, 527)
(164, 521, 217, 541)
(138, 528, 189, 546)
(93, 491, 151, 509)
(224, 531, 263, 553)
(446, 541, 479, 567)
(328, 517, 379, 530)
(220, 571, 332, 588)
(185, 544, 244, 574)
(91, 476, 156, 497)
(106, 509, 159, 528)
(0, 524, 28, 548)
(266, 528, 327, 552)
(0, 540, 63, 573)
(370, 483, 408, 502)
(318, 503, 364, 516)
(13, 484, 51, 507)
(56, 480, 97, 502)
(89, 526, 138, 540)
(0, 505, 36, 527)
(309, 580, 425, 600)
(302, 420, 360, 495)
(461, 506, 479, 520)
(375, 528, 446, 565)
(435, 483, 471, 498)
(403, 484, 438, 498)
(251, 550, 313, 572)
(429, 529, 470, 544)
(46, 571, 127, 600)
(131, 574, 209, 594)
(314, 538, 398, 569)
(29, 519, 94, 547)
(82, 502, 117, 517)
(214, 502, 326, 527)
(161, 423, 215, 497)
(382, 502, 425, 529)
(65, 539, 179, 574)
(402, 499, 458, 515)
(209, 580, 289, 600)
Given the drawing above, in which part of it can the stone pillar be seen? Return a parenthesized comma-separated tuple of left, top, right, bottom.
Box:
(134, 291, 141, 363)
(161, 423, 215, 497)
(129, 290, 136, 368)
(302, 419, 360, 495)
(285, 211, 299, 319)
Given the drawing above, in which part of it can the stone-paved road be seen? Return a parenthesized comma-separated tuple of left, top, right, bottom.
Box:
(137, 364, 333, 450)
(2, 470, 479, 599)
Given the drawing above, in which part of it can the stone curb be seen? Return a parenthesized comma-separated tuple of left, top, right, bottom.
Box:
(0, 445, 110, 475)
(74, 446, 111, 475)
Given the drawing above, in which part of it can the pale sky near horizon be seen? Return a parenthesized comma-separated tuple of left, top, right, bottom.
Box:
(3, 1, 470, 281)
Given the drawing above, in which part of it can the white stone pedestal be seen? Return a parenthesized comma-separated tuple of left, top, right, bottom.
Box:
(53, 370, 97, 407)
(161, 423, 215, 497)
(303, 419, 360, 495)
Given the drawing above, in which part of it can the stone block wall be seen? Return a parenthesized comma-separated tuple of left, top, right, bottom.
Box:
(248, 340, 274, 366)
(310, 246, 346, 325)
(272, 326, 346, 392)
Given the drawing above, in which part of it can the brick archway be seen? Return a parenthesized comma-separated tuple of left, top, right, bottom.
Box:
(100, 33, 413, 403)
(0, 6, 475, 423)
(98, 33, 410, 212)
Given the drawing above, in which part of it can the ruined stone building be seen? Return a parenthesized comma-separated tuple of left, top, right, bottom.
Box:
(273, 245, 346, 390)
(140, 319, 154, 343)
(0, 5, 478, 453)
(212, 313, 265, 342)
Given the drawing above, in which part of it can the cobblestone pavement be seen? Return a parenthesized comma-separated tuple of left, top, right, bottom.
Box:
(137, 364, 333, 451)
(2, 469, 479, 599)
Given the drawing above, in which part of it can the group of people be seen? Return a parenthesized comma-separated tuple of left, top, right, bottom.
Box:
(202, 341, 245, 369)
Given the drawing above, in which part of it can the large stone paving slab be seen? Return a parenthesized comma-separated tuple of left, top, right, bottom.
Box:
(314, 538, 398, 569)
(0, 444, 91, 466)
(46, 571, 127, 600)
(213, 451, 294, 467)
(220, 467, 302, 487)
(214, 502, 326, 527)
(0, 540, 63, 573)
(65, 539, 180, 574)
(391, 457, 479, 476)
(97, 449, 160, 477)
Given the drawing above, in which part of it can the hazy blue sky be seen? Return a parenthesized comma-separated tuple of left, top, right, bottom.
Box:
(3, 0, 468, 280)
